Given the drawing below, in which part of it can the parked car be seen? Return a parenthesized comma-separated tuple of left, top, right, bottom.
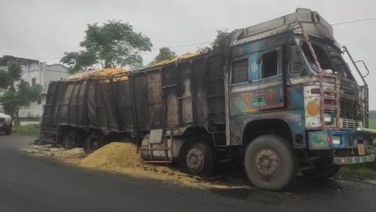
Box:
(0, 105, 12, 135)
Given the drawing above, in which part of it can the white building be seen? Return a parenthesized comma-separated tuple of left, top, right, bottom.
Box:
(19, 62, 69, 118)
(0, 55, 69, 119)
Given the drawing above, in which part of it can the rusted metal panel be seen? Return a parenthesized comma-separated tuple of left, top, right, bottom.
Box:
(132, 74, 150, 131)
(206, 55, 225, 126)
(161, 65, 179, 128)
(146, 71, 163, 129)
(165, 88, 179, 127)
(113, 80, 133, 131)
(191, 58, 208, 125)
(178, 62, 193, 124)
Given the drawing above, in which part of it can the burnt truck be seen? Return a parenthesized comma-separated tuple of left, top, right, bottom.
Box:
(40, 8, 376, 190)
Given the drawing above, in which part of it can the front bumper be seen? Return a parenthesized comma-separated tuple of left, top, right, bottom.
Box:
(334, 154, 375, 165)
(0, 122, 12, 130)
(308, 128, 376, 150)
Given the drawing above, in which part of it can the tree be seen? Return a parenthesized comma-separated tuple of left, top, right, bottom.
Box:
(0, 62, 22, 90)
(212, 30, 230, 52)
(150, 47, 177, 65)
(61, 20, 153, 73)
(0, 63, 42, 124)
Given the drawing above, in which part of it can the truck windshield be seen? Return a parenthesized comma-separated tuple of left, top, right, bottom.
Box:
(301, 40, 355, 81)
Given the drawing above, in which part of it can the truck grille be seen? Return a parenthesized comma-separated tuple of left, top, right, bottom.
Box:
(340, 98, 361, 120)
(339, 118, 361, 129)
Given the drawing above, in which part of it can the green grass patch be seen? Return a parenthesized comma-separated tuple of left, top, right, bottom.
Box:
(339, 163, 376, 180)
(13, 124, 40, 136)
(370, 119, 376, 129)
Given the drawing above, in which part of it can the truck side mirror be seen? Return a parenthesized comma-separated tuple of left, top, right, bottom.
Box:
(355, 60, 370, 78)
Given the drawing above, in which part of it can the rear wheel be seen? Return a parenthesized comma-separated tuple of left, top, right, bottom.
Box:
(179, 138, 215, 176)
(62, 131, 79, 149)
(84, 131, 106, 153)
(244, 135, 297, 191)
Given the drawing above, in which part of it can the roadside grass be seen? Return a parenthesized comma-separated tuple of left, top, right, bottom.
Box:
(340, 163, 376, 180)
(339, 119, 376, 180)
(13, 124, 40, 136)
(370, 119, 376, 129)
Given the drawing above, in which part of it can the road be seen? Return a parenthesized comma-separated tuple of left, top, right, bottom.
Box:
(1, 135, 376, 212)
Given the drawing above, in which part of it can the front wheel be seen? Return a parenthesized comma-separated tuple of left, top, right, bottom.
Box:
(244, 135, 297, 191)
(179, 138, 215, 176)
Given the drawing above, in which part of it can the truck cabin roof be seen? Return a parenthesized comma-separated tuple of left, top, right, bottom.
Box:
(230, 8, 334, 47)
(135, 8, 334, 74)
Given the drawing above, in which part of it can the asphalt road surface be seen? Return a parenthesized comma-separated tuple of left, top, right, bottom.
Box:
(1, 135, 376, 212)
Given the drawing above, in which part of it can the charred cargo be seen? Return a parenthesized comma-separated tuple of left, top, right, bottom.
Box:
(40, 8, 376, 191)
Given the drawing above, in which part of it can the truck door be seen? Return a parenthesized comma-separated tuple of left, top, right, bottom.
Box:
(228, 48, 285, 144)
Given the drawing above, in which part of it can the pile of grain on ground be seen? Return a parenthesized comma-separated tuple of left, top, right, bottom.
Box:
(81, 142, 141, 168)
(22, 142, 250, 190)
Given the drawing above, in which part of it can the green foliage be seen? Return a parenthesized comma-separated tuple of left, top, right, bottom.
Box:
(150, 47, 177, 65)
(370, 119, 376, 129)
(13, 124, 40, 136)
(60, 50, 97, 74)
(212, 30, 230, 52)
(0, 62, 22, 90)
(0, 69, 8, 88)
(61, 20, 153, 73)
(340, 163, 376, 180)
(7, 63, 22, 83)
(0, 63, 42, 124)
(1, 81, 42, 121)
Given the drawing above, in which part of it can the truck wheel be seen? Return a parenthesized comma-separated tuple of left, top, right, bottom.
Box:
(84, 132, 105, 153)
(179, 138, 215, 176)
(244, 135, 297, 191)
(62, 131, 79, 149)
(304, 165, 340, 179)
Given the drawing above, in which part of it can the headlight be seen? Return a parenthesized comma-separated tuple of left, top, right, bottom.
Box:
(307, 101, 320, 117)
(332, 136, 341, 145)
(324, 113, 333, 123)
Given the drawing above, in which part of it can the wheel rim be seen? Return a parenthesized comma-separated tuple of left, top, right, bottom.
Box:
(186, 147, 205, 172)
(254, 149, 281, 177)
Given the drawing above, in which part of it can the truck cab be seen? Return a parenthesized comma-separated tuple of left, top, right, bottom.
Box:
(227, 8, 375, 190)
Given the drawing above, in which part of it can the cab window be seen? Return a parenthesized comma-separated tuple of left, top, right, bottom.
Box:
(231, 59, 248, 84)
(261, 51, 278, 78)
(288, 45, 305, 75)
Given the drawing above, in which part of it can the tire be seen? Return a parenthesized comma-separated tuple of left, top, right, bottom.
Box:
(84, 131, 105, 153)
(244, 135, 297, 191)
(62, 131, 79, 149)
(304, 165, 340, 179)
(179, 138, 215, 176)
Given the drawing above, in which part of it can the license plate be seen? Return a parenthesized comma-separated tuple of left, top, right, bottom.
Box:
(358, 144, 366, 156)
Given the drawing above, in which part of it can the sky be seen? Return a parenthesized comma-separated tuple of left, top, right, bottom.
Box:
(0, 0, 375, 109)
